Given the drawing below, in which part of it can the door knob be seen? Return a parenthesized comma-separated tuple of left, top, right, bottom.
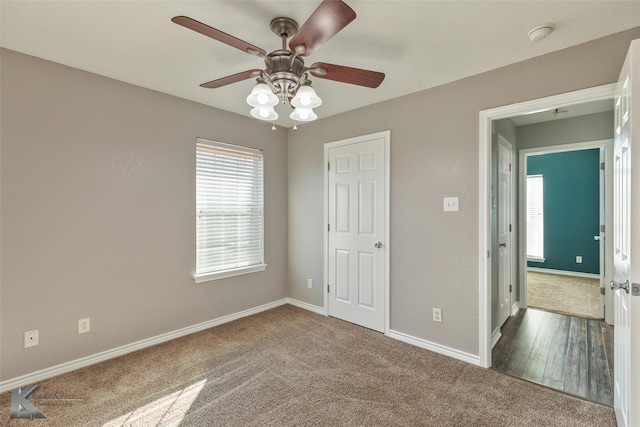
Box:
(594, 235, 603, 241)
(610, 279, 630, 293)
(374, 241, 383, 249)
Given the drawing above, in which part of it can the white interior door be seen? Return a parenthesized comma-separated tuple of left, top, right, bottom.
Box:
(612, 39, 638, 427)
(497, 135, 513, 326)
(326, 132, 389, 333)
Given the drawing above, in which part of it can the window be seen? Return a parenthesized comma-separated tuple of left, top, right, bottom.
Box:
(526, 174, 544, 261)
(195, 138, 266, 282)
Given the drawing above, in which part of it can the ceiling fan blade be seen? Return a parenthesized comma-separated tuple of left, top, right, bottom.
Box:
(309, 62, 385, 88)
(200, 70, 262, 89)
(172, 16, 266, 57)
(289, 0, 356, 57)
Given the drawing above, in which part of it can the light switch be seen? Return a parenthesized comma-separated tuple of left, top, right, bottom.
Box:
(444, 197, 459, 212)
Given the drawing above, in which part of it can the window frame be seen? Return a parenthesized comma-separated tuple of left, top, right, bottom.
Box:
(194, 138, 267, 283)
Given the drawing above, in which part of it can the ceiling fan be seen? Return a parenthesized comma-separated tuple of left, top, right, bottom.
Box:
(172, 0, 385, 122)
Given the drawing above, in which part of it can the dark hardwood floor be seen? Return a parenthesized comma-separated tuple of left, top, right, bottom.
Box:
(492, 308, 614, 406)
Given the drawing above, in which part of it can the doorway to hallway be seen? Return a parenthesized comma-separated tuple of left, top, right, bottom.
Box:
(492, 308, 613, 406)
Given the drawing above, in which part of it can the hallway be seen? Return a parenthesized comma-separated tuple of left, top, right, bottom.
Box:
(492, 308, 613, 406)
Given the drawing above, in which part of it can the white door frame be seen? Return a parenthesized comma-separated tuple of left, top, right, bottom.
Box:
(323, 130, 391, 335)
(519, 139, 613, 322)
(478, 83, 616, 367)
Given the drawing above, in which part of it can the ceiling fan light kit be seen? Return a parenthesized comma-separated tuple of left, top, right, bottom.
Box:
(172, 0, 384, 126)
(290, 107, 318, 122)
(250, 106, 279, 121)
(291, 84, 322, 109)
(246, 82, 279, 108)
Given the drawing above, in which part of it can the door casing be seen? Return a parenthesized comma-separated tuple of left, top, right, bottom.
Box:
(478, 83, 616, 368)
(323, 130, 391, 335)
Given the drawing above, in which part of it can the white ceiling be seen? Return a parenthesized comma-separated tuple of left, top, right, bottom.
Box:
(2, 1, 639, 128)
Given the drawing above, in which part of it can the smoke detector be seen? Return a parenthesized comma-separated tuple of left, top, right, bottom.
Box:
(528, 24, 554, 42)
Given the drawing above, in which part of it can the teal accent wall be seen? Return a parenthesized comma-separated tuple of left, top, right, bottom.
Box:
(527, 149, 600, 274)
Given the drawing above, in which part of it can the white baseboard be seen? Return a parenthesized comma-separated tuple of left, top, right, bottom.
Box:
(287, 301, 482, 366)
(388, 330, 480, 366)
(511, 302, 521, 316)
(527, 267, 600, 279)
(1, 299, 481, 394)
(285, 298, 325, 315)
(491, 327, 502, 349)
(0, 299, 288, 394)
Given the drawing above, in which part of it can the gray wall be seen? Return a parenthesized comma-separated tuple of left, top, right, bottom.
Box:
(518, 110, 614, 150)
(2, 27, 639, 381)
(0, 49, 288, 380)
(287, 28, 640, 356)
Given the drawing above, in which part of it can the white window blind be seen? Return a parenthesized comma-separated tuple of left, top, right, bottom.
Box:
(526, 174, 544, 261)
(195, 138, 265, 282)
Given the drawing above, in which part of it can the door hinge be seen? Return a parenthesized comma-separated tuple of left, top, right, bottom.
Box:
(601, 162, 605, 171)
(487, 250, 490, 258)
(328, 224, 330, 232)
(601, 224, 606, 233)
(509, 163, 512, 172)
(509, 284, 512, 293)
(328, 162, 330, 171)
(327, 284, 330, 293)
(509, 224, 512, 232)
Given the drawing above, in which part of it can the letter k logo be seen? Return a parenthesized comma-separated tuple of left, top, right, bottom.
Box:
(10, 385, 47, 419)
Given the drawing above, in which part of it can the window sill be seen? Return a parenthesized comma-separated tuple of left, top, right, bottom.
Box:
(527, 257, 545, 263)
(194, 264, 268, 283)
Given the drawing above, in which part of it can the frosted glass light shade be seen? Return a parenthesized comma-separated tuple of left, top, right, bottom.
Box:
(250, 107, 278, 121)
(289, 107, 317, 122)
(291, 85, 322, 108)
(246, 83, 278, 107)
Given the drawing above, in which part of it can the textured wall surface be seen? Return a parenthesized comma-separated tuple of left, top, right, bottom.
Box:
(0, 49, 288, 380)
(287, 28, 640, 356)
(527, 149, 601, 274)
(518, 111, 614, 150)
(2, 27, 639, 381)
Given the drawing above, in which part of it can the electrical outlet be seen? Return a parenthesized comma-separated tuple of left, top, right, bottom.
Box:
(576, 256, 583, 264)
(433, 308, 442, 323)
(24, 330, 39, 348)
(443, 197, 459, 212)
(78, 318, 90, 334)
(307, 279, 313, 289)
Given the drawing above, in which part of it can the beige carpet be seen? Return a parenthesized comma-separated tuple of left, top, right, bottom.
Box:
(527, 272, 601, 319)
(0, 305, 615, 426)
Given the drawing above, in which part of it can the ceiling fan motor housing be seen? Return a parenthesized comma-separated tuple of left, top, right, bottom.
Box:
(266, 50, 305, 102)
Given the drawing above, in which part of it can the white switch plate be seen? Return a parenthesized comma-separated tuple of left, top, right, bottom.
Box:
(432, 308, 442, 323)
(576, 256, 583, 264)
(307, 279, 313, 289)
(444, 197, 459, 212)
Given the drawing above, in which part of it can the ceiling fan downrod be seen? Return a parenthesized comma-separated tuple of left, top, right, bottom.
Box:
(263, 17, 308, 104)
